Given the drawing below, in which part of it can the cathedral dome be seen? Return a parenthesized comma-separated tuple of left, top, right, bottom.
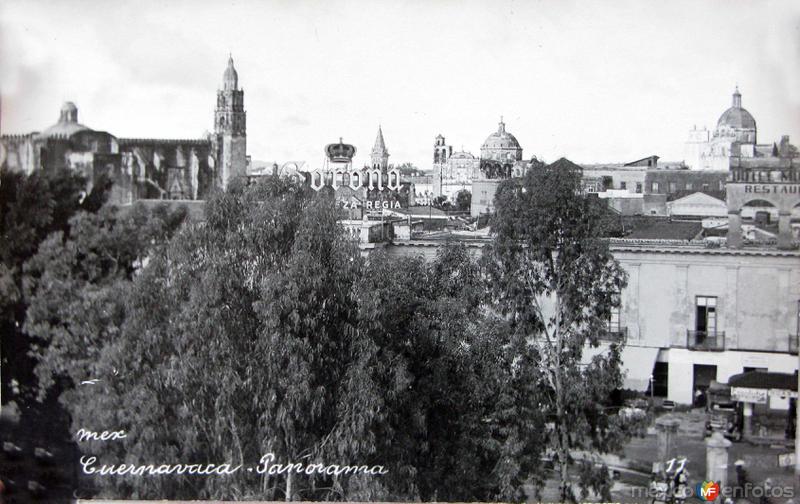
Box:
(223, 55, 238, 91)
(38, 101, 92, 139)
(718, 107, 756, 130)
(717, 87, 756, 130)
(481, 118, 523, 161)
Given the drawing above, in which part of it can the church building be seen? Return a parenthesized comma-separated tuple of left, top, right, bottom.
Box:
(471, 118, 530, 216)
(684, 87, 780, 171)
(0, 56, 248, 204)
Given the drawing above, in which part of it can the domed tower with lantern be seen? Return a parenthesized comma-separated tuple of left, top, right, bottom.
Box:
(715, 87, 757, 145)
(684, 87, 762, 171)
(479, 117, 523, 179)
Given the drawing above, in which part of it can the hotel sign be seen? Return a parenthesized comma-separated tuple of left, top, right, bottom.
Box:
(742, 184, 800, 194)
(731, 387, 768, 404)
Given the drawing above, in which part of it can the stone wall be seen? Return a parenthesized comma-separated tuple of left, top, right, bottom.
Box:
(0, 134, 38, 173)
(118, 138, 216, 202)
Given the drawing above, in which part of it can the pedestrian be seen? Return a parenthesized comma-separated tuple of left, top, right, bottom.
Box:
(759, 477, 774, 504)
(673, 466, 690, 504)
(734, 459, 748, 489)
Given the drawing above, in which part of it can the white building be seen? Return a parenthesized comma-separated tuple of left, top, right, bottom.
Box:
(666, 192, 727, 218)
(684, 87, 774, 171)
(611, 242, 800, 407)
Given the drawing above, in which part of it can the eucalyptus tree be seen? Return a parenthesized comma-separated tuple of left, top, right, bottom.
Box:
(483, 158, 629, 502)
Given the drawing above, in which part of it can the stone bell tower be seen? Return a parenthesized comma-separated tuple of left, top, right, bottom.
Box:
(370, 125, 389, 171)
(214, 55, 247, 189)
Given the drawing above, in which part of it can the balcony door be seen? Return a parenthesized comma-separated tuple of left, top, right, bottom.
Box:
(695, 296, 717, 342)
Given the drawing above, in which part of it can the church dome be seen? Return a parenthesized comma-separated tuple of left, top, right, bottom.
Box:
(481, 118, 523, 161)
(717, 87, 756, 130)
(718, 107, 756, 130)
(223, 55, 238, 91)
(38, 101, 92, 139)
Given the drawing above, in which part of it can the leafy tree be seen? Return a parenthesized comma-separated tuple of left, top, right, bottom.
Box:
(31, 178, 379, 500)
(0, 167, 109, 404)
(29, 174, 547, 502)
(455, 190, 471, 212)
(431, 195, 451, 210)
(482, 158, 629, 502)
(353, 245, 545, 501)
(391, 162, 423, 176)
(25, 202, 188, 396)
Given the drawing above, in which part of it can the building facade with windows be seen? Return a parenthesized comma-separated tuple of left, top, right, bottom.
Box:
(384, 237, 800, 408)
(432, 150, 480, 202)
(610, 242, 800, 407)
(387, 157, 800, 409)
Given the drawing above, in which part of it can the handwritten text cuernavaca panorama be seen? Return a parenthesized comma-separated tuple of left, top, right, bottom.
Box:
(76, 429, 388, 477)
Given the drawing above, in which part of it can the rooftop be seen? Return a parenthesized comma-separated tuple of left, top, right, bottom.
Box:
(620, 218, 704, 240)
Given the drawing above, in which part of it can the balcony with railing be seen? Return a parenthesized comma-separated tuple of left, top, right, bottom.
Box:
(686, 330, 725, 351)
(601, 326, 628, 344)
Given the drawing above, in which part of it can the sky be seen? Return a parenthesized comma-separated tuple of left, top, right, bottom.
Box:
(1, 0, 799, 169)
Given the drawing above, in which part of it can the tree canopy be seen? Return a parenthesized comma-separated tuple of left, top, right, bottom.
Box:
(455, 190, 472, 212)
(30, 177, 538, 501)
(1, 168, 111, 403)
(22, 158, 635, 502)
(482, 158, 629, 502)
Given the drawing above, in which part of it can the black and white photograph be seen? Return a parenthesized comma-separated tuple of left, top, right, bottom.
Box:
(1, 0, 800, 502)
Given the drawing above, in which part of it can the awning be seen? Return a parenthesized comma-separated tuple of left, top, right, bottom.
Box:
(581, 344, 660, 392)
(728, 371, 797, 391)
(728, 371, 798, 403)
(621, 346, 660, 391)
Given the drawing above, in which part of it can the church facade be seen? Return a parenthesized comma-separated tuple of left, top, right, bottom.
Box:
(0, 56, 248, 204)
